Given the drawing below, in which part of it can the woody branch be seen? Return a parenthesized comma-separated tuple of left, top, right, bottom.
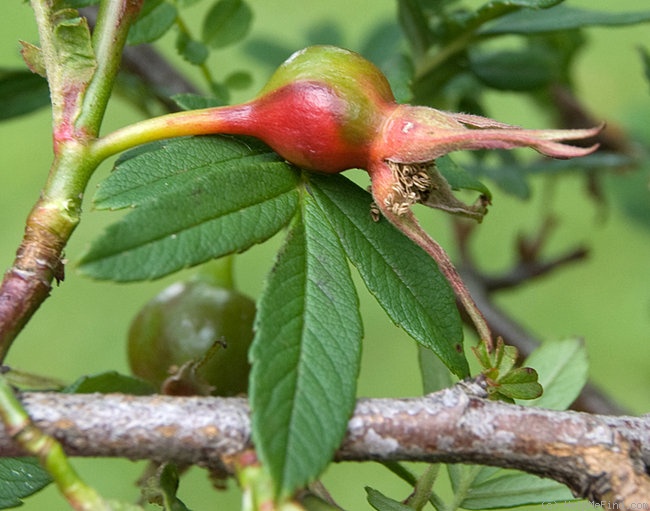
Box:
(0, 382, 647, 504)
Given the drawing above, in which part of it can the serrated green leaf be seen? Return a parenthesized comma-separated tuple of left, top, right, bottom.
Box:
(459, 467, 574, 509)
(522, 338, 588, 410)
(79, 136, 299, 281)
(202, 0, 253, 49)
(481, 5, 650, 35)
(250, 192, 362, 497)
(308, 173, 468, 377)
(0, 458, 52, 508)
(93, 136, 283, 208)
(497, 367, 542, 400)
(0, 69, 50, 120)
(366, 487, 413, 511)
(127, 0, 178, 45)
(64, 371, 156, 395)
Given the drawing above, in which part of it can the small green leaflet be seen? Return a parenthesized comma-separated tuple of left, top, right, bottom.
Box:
(481, 4, 650, 35)
(366, 487, 413, 511)
(521, 338, 588, 410)
(0, 458, 52, 508)
(309, 173, 468, 377)
(456, 466, 574, 509)
(127, 0, 178, 46)
(250, 192, 363, 498)
(78, 136, 299, 281)
(202, 0, 253, 49)
(446, 338, 588, 509)
(176, 32, 209, 66)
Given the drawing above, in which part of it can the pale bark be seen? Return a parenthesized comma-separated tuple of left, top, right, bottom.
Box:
(0, 383, 647, 505)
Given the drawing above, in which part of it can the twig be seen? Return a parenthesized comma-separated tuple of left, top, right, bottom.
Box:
(0, 387, 646, 504)
(453, 217, 628, 416)
(459, 267, 630, 416)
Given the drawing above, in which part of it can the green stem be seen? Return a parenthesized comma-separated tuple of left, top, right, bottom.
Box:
(448, 465, 482, 511)
(0, 377, 109, 511)
(383, 207, 493, 351)
(195, 256, 235, 290)
(88, 103, 252, 163)
(78, 0, 145, 133)
(0, 2, 147, 507)
(406, 464, 439, 511)
(0, 0, 144, 360)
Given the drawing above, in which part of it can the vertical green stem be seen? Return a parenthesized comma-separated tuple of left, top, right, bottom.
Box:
(0, 377, 109, 511)
(195, 256, 235, 290)
(0, 0, 144, 360)
(448, 465, 483, 511)
(406, 464, 440, 510)
(0, 1, 144, 508)
(78, 0, 145, 133)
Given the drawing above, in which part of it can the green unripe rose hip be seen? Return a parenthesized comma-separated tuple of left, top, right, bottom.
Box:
(127, 279, 255, 396)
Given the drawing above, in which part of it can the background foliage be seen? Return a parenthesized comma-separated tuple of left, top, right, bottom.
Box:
(0, 0, 649, 509)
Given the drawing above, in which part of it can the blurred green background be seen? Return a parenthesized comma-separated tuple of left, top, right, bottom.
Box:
(1, 0, 649, 509)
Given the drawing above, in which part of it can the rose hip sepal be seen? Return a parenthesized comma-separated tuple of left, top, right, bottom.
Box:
(92, 45, 602, 347)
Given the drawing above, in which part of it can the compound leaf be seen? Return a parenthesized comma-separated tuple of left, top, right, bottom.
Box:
(309, 173, 468, 377)
(79, 136, 299, 281)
